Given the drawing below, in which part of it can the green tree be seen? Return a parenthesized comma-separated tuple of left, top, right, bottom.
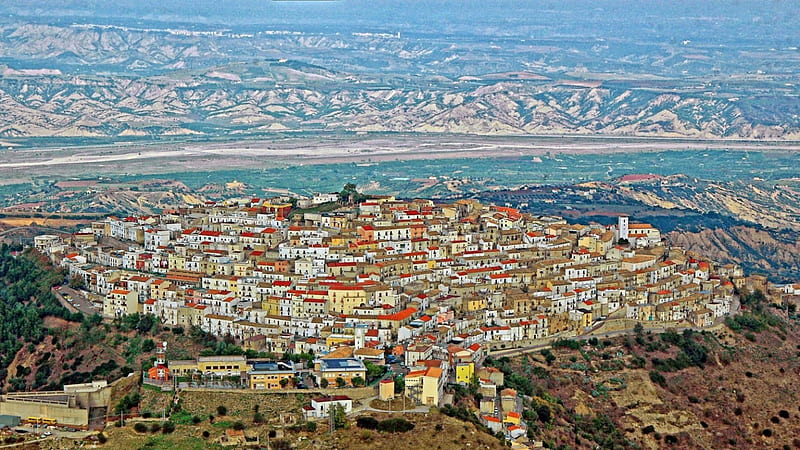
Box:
(320, 378, 329, 388)
(331, 404, 347, 430)
(336, 377, 347, 388)
(68, 275, 85, 290)
(279, 378, 289, 389)
(351, 376, 365, 387)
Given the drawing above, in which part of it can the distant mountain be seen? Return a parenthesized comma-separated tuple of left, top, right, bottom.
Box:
(0, 17, 799, 140)
(0, 67, 797, 140)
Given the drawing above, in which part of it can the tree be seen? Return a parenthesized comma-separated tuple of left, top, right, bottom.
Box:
(320, 378, 329, 388)
(217, 405, 228, 416)
(68, 275, 85, 290)
(351, 376, 365, 387)
(394, 375, 405, 394)
(142, 339, 156, 353)
(332, 404, 347, 430)
(536, 404, 552, 423)
(364, 361, 386, 383)
(279, 378, 289, 389)
(336, 377, 347, 388)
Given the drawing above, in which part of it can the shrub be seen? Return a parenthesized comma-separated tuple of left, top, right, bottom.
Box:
(149, 423, 161, 433)
(162, 422, 175, 434)
(762, 428, 772, 437)
(305, 421, 317, 432)
(232, 421, 245, 430)
(778, 410, 790, 419)
(253, 413, 266, 424)
(97, 433, 107, 444)
(649, 370, 666, 386)
(133, 423, 148, 433)
(192, 415, 202, 424)
(356, 416, 379, 430)
(202, 430, 210, 438)
(217, 405, 228, 416)
(664, 435, 678, 445)
(641, 425, 655, 434)
(377, 418, 415, 433)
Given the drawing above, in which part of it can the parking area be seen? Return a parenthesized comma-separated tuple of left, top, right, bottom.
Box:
(52, 286, 102, 316)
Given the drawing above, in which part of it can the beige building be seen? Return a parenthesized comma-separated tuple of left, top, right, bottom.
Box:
(405, 366, 443, 406)
(103, 289, 139, 318)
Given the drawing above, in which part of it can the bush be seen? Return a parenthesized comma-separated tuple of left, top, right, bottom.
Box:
(202, 430, 210, 438)
(133, 423, 148, 433)
(97, 433, 107, 444)
(356, 416, 379, 430)
(149, 423, 161, 433)
(377, 418, 415, 433)
(649, 370, 666, 386)
(762, 428, 772, 437)
(641, 425, 655, 434)
(162, 422, 175, 434)
(217, 405, 228, 416)
(305, 421, 317, 432)
(232, 421, 245, 430)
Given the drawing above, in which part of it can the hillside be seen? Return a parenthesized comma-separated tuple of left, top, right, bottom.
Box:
(480, 294, 800, 449)
(668, 226, 800, 281)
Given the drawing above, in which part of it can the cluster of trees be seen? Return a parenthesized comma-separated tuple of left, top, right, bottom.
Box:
(650, 329, 709, 372)
(356, 416, 415, 432)
(0, 245, 83, 390)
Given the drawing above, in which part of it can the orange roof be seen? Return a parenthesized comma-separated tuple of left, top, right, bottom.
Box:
(377, 307, 417, 321)
(425, 367, 443, 378)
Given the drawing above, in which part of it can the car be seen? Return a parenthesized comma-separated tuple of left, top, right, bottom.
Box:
(73, 304, 80, 307)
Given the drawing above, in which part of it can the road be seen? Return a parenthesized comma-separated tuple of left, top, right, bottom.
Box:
(350, 396, 430, 415)
(490, 299, 741, 359)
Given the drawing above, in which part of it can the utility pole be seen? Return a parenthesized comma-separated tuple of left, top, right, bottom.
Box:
(329, 401, 334, 435)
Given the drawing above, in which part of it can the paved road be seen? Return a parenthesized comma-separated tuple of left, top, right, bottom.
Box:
(490, 303, 740, 359)
(350, 396, 430, 415)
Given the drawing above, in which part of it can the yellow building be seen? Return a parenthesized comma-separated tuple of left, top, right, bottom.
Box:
(315, 358, 367, 387)
(462, 296, 487, 312)
(327, 285, 367, 315)
(379, 379, 395, 401)
(248, 361, 296, 389)
(405, 366, 443, 406)
(103, 289, 139, 318)
(455, 362, 475, 385)
(169, 355, 247, 378)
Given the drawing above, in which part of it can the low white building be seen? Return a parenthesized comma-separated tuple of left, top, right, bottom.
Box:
(302, 395, 353, 420)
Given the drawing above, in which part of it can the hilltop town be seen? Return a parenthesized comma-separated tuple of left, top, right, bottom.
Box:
(23, 191, 787, 444)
